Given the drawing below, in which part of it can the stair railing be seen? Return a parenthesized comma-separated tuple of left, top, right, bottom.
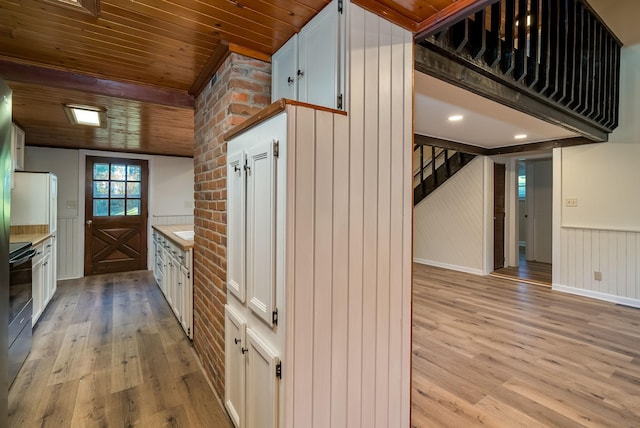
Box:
(413, 145, 450, 193)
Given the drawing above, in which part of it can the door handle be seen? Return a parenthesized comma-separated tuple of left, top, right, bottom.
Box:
(86, 220, 92, 225)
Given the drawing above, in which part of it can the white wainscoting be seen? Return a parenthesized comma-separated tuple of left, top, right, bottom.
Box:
(555, 227, 640, 307)
(57, 216, 81, 280)
(152, 214, 194, 225)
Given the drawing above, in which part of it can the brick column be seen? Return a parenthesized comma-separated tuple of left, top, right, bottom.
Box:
(192, 53, 271, 397)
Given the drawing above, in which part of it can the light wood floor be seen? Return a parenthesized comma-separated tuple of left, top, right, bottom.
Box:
(9, 271, 232, 428)
(492, 247, 552, 286)
(412, 263, 640, 428)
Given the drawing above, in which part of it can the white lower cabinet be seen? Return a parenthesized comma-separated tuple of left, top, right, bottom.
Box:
(225, 305, 280, 428)
(151, 228, 193, 339)
(31, 236, 56, 326)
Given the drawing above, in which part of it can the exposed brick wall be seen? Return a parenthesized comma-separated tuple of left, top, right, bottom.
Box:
(192, 53, 271, 397)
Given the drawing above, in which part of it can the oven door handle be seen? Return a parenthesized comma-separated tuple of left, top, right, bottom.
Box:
(9, 249, 37, 267)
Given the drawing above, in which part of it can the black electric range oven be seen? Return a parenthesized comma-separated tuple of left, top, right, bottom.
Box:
(8, 241, 35, 387)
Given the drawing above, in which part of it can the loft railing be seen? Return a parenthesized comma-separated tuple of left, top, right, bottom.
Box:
(416, 0, 622, 137)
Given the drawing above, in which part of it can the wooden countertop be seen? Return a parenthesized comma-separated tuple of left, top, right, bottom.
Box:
(152, 224, 194, 250)
(10, 232, 52, 246)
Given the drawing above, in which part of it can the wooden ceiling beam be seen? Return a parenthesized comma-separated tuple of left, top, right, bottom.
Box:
(416, 0, 500, 40)
(0, 59, 194, 108)
(351, 0, 419, 32)
(189, 42, 231, 97)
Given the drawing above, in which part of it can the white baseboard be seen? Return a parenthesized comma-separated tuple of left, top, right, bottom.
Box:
(552, 284, 640, 309)
(413, 258, 484, 276)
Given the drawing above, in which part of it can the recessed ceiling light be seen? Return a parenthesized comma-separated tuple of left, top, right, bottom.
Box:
(448, 115, 464, 122)
(514, 134, 528, 140)
(64, 104, 107, 127)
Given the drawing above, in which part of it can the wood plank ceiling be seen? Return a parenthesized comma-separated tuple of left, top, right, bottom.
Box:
(0, 0, 464, 157)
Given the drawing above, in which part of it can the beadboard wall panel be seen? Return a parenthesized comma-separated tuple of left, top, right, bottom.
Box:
(57, 216, 80, 280)
(413, 157, 486, 274)
(285, 5, 412, 426)
(556, 227, 640, 306)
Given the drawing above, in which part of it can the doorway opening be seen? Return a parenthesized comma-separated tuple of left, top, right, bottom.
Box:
(84, 156, 149, 276)
(492, 156, 552, 286)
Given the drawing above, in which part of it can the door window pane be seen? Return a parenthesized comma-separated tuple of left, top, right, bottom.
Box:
(126, 199, 140, 215)
(110, 199, 125, 216)
(126, 182, 141, 198)
(93, 163, 109, 180)
(94, 181, 109, 198)
(127, 165, 141, 181)
(110, 182, 125, 198)
(93, 200, 108, 216)
(111, 164, 126, 181)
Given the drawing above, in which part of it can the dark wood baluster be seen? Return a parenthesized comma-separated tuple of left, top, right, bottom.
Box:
(537, 0, 551, 94)
(578, 12, 592, 114)
(502, 0, 516, 76)
(565, 0, 577, 109)
(513, 0, 528, 82)
(526, 0, 540, 87)
(546, 0, 560, 98)
(432, 146, 437, 188)
(556, 0, 569, 104)
(452, 19, 470, 53)
(420, 145, 425, 195)
(485, 1, 501, 67)
(471, 10, 487, 59)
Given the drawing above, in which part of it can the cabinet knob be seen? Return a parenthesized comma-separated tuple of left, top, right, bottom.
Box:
(241, 347, 248, 354)
(234, 338, 241, 345)
(297, 69, 304, 78)
(287, 76, 294, 85)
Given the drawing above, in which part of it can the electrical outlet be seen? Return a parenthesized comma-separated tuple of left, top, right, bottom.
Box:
(594, 271, 602, 281)
(565, 197, 578, 207)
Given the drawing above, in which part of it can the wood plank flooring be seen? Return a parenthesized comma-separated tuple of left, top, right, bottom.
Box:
(9, 271, 232, 428)
(492, 248, 552, 286)
(412, 263, 640, 428)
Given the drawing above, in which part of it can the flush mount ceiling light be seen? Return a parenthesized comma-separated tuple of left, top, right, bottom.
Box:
(64, 104, 107, 127)
(514, 134, 528, 140)
(448, 115, 464, 122)
(38, 0, 100, 17)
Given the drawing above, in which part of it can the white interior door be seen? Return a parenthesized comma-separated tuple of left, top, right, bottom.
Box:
(245, 328, 279, 428)
(246, 140, 277, 326)
(225, 305, 246, 428)
(227, 151, 246, 303)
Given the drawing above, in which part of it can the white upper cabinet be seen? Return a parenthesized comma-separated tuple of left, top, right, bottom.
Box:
(271, 35, 298, 102)
(297, 1, 340, 108)
(227, 151, 246, 303)
(246, 139, 277, 327)
(271, 0, 344, 110)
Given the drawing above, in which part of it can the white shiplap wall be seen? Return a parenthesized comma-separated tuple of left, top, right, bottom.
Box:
(413, 157, 487, 274)
(284, 5, 412, 427)
(556, 228, 640, 306)
(57, 217, 80, 280)
(348, 5, 412, 427)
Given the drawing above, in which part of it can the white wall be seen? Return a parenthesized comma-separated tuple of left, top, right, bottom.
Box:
(554, 44, 640, 307)
(527, 159, 552, 263)
(24, 146, 194, 279)
(413, 157, 489, 275)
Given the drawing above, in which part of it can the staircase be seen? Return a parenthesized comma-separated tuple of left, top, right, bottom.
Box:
(413, 144, 476, 205)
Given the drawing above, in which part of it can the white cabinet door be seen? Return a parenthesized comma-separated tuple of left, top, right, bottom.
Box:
(49, 236, 57, 295)
(227, 151, 246, 303)
(271, 35, 298, 102)
(225, 305, 246, 428)
(245, 328, 280, 428)
(173, 255, 182, 321)
(298, 2, 339, 109)
(32, 255, 43, 326)
(246, 140, 277, 326)
(180, 264, 191, 338)
(42, 251, 51, 306)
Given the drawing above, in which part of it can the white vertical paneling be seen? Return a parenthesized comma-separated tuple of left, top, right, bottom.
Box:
(567, 228, 576, 287)
(330, 115, 349, 428)
(57, 216, 80, 280)
(286, 5, 412, 426)
(557, 226, 640, 307)
(582, 231, 592, 291)
(387, 23, 404, 427)
(607, 231, 617, 295)
(360, 10, 380, 428)
(347, 6, 365, 428)
(627, 233, 637, 299)
(312, 110, 333, 428)
(293, 106, 315, 428)
(374, 17, 391, 428)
